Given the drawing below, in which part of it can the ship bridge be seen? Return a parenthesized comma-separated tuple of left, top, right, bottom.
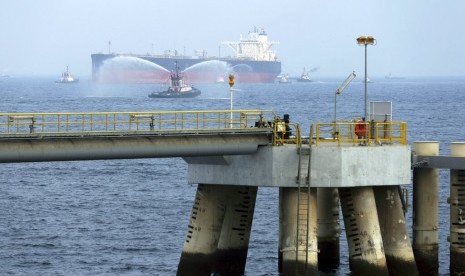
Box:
(222, 28, 279, 61)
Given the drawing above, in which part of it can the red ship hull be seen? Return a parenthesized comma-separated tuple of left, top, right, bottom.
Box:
(91, 54, 281, 84)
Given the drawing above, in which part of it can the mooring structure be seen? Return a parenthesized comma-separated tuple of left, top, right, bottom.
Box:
(0, 109, 463, 275)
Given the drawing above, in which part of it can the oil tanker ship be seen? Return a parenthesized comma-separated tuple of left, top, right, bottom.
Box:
(91, 28, 281, 83)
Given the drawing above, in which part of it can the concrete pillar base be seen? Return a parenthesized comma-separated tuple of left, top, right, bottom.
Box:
(339, 187, 389, 275)
(413, 247, 438, 276)
(213, 186, 257, 275)
(374, 186, 418, 275)
(177, 184, 229, 276)
(451, 251, 465, 276)
(317, 188, 340, 271)
(279, 187, 318, 276)
(413, 141, 439, 276)
(450, 142, 465, 276)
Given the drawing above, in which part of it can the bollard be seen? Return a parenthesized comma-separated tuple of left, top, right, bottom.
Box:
(339, 187, 389, 275)
(212, 186, 257, 275)
(317, 188, 340, 271)
(279, 187, 318, 275)
(412, 141, 439, 275)
(450, 142, 465, 276)
(374, 186, 418, 275)
(177, 184, 229, 276)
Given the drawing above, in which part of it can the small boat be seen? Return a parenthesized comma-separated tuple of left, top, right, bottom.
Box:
(149, 62, 201, 98)
(385, 73, 404, 79)
(296, 68, 312, 82)
(362, 77, 373, 83)
(55, 66, 79, 83)
(278, 74, 291, 84)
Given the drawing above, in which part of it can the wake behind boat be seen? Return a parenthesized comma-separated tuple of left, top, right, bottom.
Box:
(385, 73, 404, 79)
(149, 62, 201, 98)
(55, 66, 78, 83)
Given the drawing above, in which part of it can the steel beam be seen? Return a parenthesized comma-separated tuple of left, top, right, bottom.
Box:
(412, 155, 465, 170)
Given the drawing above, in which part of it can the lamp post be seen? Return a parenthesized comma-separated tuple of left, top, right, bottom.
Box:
(229, 74, 235, 128)
(356, 36, 376, 120)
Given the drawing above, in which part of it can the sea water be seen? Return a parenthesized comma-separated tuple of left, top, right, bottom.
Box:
(0, 76, 464, 275)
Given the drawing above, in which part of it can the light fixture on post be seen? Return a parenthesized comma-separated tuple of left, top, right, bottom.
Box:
(333, 71, 356, 138)
(356, 35, 377, 121)
(334, 71, 357, 123)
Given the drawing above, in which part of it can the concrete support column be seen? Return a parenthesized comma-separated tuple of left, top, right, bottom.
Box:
(450, 142, 465, 276)
(279, 187, 318, 275)
(339, 187, 389, 275)
(412, 141, 439, 275)
(317, 188, 340, 271)
(212, 186, 258, 275)
(177, 184, 229, 276)
(374, 186, 418, 275)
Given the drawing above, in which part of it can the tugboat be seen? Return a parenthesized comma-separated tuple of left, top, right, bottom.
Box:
(278, 74, 291, 84)
(149, 62, 201, 98)
(361, 77, 373, 83)
(296, 67, 312, 82)
(55, 66, 79, 83)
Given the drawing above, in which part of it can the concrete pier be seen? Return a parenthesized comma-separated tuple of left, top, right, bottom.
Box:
(212, 186, 257, 275)
(374, 186, 418, 275)
(181, 134, 410, 275)
(339, 187, 389, 275)
(177, 184, 229, 275)
(412, 141, 439, 275)
(0, 110, 422, 274)
(177, 184, 258, 276)
(450, 142, 465, 276)
(317, 188, 340, 271)
(279, 187, 318, 275)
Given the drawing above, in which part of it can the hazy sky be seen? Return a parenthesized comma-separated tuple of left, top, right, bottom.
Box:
(1, 0, 464, 78)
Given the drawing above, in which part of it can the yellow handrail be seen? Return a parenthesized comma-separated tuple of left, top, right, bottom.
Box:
(0, 109, 278, 135)
(312, 120, 407, 146)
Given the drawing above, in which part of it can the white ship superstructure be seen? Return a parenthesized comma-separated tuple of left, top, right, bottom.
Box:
(222, 27, 279, 61)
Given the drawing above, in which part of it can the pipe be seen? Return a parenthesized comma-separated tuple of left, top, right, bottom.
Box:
(0, 135, 268, 163)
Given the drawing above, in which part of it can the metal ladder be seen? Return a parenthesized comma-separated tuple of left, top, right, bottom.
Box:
(295, 143, 312, 273)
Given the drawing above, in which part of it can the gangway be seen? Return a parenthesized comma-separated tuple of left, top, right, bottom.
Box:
(0, 109, 302, 163)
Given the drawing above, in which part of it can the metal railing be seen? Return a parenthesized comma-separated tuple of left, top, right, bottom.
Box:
(371, 121, 407, 145)
(312, 120, 407, 146)
(0, 110, 278, 136)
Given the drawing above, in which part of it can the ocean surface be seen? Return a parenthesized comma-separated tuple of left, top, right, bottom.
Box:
(1, 76, 464, 275)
